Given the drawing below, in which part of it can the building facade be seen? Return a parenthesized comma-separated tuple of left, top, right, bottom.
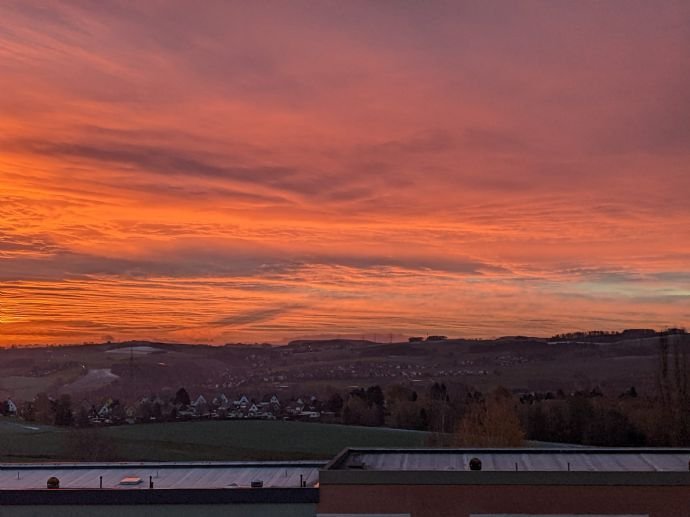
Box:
(317, 448, 690, 517)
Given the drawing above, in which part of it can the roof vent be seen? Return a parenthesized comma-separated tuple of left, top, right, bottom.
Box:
(47, 477, 60, 489)
(251, 480, 264, 488)
(469, 458, 482, 471)
(119, 476, 143, 486)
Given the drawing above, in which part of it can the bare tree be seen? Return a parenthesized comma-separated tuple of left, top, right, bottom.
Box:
(656, 331, 690, 445)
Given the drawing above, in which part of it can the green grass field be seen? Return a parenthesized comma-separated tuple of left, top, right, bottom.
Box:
(0, 419, 68, 461)
(0, 417, 429, 462)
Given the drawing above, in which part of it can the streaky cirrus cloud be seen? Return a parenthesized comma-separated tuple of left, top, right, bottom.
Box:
(1, 1, 689, 345)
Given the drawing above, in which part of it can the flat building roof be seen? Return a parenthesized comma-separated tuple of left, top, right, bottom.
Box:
(0, 461, 323, 490)
(326, 448, 690, 472)
(320, 448, 690, 486)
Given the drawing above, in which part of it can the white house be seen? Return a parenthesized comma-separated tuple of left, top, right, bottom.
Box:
(191, 395, 207, 407)
(6, 399, 17, 415)
(98, 403, 111, 418)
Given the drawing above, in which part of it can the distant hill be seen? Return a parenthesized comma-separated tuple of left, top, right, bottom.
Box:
(0, 329, 686, 403)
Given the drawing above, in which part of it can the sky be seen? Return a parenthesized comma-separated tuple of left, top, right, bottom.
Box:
(1, 1, 689, 346)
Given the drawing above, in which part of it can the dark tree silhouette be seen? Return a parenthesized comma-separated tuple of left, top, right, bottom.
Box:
(174, 387, 191, 407)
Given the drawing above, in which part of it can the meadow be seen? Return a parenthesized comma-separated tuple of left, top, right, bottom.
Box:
(0, 418, 428, 462)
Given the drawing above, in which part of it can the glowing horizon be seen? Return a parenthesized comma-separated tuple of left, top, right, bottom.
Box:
(1, 1, 689, 345)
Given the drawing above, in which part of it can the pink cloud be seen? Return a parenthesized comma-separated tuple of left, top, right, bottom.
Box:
(1, 1, 689, 344)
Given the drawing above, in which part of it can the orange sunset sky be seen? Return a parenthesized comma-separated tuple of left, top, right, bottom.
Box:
(1, 1, 689, 346)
